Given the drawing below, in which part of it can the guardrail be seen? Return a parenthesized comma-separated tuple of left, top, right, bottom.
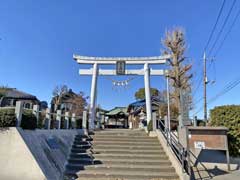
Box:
(157, 119, 190, 174)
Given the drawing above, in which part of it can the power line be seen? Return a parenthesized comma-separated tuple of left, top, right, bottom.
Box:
(204, 0, 226, 51)
(208, 0, 237, 56)
(193, 1, 226, 99)
(208, 77, 240, 104)
(193, 76, 240, 116)
(213, 7, 240, 57)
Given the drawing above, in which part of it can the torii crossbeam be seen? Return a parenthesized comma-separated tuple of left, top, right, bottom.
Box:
(74, 54, 170, 131)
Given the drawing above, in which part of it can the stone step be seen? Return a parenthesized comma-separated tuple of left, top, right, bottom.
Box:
(69, 148, 92, 154)
(95, 158, 172, 166)
(69, 153, 93, 159)
(76, 174, 179, 180)
(76, 170, 179, 180)
(71, 147, 92, 153)
(66, 163, 175, 172)
(93, 144, 162, 150)
(92, 141, 160, 146)
(68, 157, 94, 164)
(68, 158, 171, 166)
(74, 137, 93, 141)
(93, 153, 168, 160)
(92, 148, 164, 154)
(91, 133, 149, 138)
(73, 140, 90, 145)
(72, 144, 92, 149)
(92, 137, 158, 142)
(75, 134, 91, 138)
(91, 135, 156, 140)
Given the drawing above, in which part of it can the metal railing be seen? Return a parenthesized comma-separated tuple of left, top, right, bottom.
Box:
(157, 119, 190, 174)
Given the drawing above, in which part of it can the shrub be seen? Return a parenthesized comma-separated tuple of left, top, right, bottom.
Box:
(21, 110, 37, 130)
(210, 105, 240, 157)
(0, 108, 16, 127)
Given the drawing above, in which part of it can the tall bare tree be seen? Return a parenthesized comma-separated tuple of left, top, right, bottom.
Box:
(162, 28, 192, 116)
(52, 85, 68, 111)
(68, 92, 89, 116)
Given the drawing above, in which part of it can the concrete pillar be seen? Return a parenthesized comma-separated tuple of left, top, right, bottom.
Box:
(164, 116, 168, 133)
(152, 112, 157, 131)
(33, 105, 40, 127)
(89, 63, 98, 131)
(101, 115, 105, 129)
(45, 108, 51, 129)
(64, 112, 69, 129)
(56, 110, 61, 129)
(15, 101, 23, 127)
(144, 63, 152, 124)
(71, 113, 76, 129)
(96, 112, 100, 129)
(82, 111, 87, 129)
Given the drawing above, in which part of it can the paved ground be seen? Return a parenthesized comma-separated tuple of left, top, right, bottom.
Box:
(212, 170, 240, 180)
(192, 166, 240, 180)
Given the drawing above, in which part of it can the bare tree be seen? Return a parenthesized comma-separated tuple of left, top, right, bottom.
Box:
(162, 28, 192, 115)
(68, 92, 89, 116)
(52, 85, 68, 111)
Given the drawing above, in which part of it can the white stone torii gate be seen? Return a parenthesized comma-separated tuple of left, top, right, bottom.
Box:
(73, 54, 170, 131)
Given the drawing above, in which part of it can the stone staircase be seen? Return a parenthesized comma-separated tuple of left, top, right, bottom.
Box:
(64, 129, 179, 180)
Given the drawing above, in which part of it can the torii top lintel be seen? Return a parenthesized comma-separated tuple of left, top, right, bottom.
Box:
(73, 54, 171, 64)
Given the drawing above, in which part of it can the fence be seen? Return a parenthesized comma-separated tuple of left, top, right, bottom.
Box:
(13, 101, 88, 130)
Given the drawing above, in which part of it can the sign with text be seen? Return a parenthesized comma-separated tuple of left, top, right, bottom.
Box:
(116, 61, 126, 75)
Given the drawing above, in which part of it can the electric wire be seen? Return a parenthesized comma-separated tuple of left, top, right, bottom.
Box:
(213, 6, 240, 57)
(204, 0, 226, 51)
(208, 0, 237, 56)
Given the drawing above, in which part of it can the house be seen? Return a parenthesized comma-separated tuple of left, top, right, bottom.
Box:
(127, 96, 162, 128)
(50, 89, 86, 116)
(105, 107, 128, 128)
(0, 88, 40, 109)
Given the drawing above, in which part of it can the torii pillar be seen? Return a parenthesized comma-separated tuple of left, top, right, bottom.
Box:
(144, 63, 152, 124)
(89, 63, 98, 131)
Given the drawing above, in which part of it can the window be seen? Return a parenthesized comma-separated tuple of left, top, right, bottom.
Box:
(25, 103, 30, 109)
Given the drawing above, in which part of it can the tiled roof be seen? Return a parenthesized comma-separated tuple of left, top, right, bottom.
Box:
(4, 88, 38, 100)
(106, 107, 128, 116)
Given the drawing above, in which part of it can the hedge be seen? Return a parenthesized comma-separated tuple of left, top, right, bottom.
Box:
(210, 105, 240, 157)
(0, 108, 37, 129)
(0, 108, 16, 127)
(21, 109, 37, 130)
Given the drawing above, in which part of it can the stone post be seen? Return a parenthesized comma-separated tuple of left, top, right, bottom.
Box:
(82, 111, 87, 129)
(164, 115, 168, 132)
(15, 101, 23, 127)
(101, 115, 105, 129)
(96, 112, 100, 129)
(33, 104, 40, 127)
(64, 112, 69, 129)
(71, 113, 76, 129)
(56, 110, 61, 129)
(152, 112, 157, 131)
(44, 108, 51, 129)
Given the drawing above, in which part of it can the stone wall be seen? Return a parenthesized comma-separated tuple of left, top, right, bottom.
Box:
(0, 127, 86, 180)
(19, 129, 86, 180)
(0, 128, 46, 180)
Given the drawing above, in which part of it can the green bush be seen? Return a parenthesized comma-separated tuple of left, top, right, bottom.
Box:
(0, 108, 16, 127)
(21, 110, 37, 130)
(210, 105, 240, 157)
(147, 120, 153, 132)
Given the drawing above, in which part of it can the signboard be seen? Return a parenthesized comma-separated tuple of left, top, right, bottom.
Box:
(116, 61, 126, 75)
(194, 141, 205, 149)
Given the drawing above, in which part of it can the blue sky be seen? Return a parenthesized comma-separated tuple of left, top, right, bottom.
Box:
(0, 0, 240, 118)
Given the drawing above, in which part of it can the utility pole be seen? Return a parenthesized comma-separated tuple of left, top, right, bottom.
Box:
(203, 52, 207, 121)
